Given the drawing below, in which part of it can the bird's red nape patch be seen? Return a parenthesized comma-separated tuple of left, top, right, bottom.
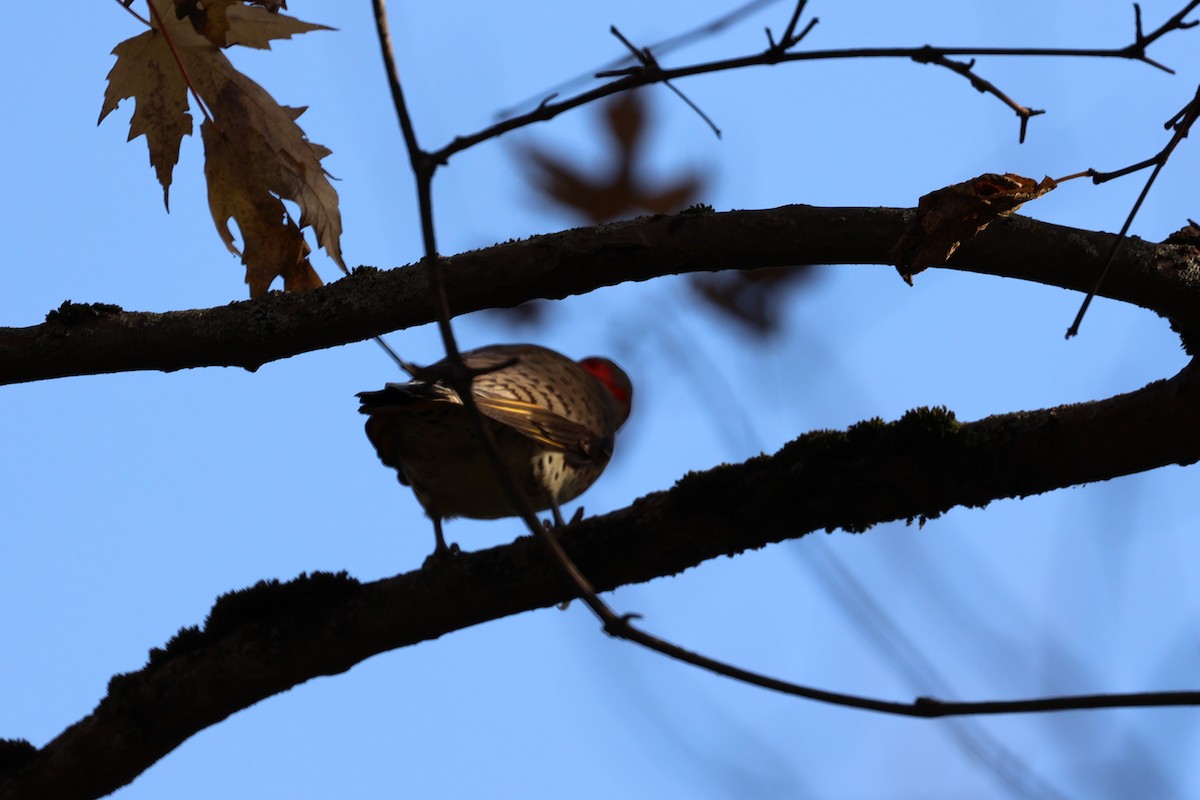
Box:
(579, 357, 631, 407)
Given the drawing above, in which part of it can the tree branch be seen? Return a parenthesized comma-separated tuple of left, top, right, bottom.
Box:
(436, 0, 1200, 161)
(6, 356, 1200, 800)
(1067, 82, 1200, 337)
(4, 206, 1199, 387)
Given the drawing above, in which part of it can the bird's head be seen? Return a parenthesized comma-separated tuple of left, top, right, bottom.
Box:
(578, 356, 633, 427)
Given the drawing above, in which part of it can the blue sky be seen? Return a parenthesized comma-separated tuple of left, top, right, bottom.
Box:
(3, 1, 1200, 797)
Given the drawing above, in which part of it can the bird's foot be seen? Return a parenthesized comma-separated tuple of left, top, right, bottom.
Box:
(421, 540, 461, 571)
(544, 505, 585, 531)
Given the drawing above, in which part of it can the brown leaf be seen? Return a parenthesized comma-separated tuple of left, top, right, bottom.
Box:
(176, 0, 330, 49)
(99, 29, 193, 208)
(689, 266, 818, 336)
(202, 120, 321, 296)
(605, 90, 647, 158)
(188, 66, 346, 272)
(102, 0, 343, 294)
(891, 172, 1057, 285)
(518, 91, 708, 223)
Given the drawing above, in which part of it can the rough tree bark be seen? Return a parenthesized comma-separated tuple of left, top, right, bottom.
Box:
(2, 204, 1199, 799)
(3, 206, 1198, 386)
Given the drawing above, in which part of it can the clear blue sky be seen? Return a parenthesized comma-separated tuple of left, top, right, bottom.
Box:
(3, 1, 1199, 797)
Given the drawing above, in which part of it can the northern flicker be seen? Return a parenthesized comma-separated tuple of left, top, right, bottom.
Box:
(358, 344, 633, 555)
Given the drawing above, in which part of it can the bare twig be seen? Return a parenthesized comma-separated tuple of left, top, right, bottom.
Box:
(432, 1, 1200, 164)
(910, 48, 1045, 143)
(1066, 83, 1200, 338)
(498, 0, 788, 119)
(113, 0, 150, 26)
(608, 25, 722, 139)
(608, 615, 1200, 716)
(1121, 0, 1200, 72)
(370, 0, 619, 620)
(764, 0, 818, 54)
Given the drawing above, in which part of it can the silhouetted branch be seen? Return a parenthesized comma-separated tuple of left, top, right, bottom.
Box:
(909, 48, 1044, 143)
(497, 0, 786, 118)
(433, 1, 1200, 161)
(764, 0, 817, 52)
(5, 206, 1200, 387)
(1123, 0, 1200, 71)
(1067, 83, 1200, 337)
(607, 25, 722, 138)
(6, 358, 1200, 799)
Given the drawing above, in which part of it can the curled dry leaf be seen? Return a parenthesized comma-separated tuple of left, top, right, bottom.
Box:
(187, 70, 346, 281)
(100, 0, 341, 296)
(891, 172, 1057, 285)
(175, 0, 332, 50)
(203, 119, 322, 296)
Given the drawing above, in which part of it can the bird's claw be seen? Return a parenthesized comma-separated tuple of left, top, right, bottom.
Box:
(421, 541, 461, 571)
(545, 505, 586, 530)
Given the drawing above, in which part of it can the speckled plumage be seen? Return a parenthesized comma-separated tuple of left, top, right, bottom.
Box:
(358, 344, 632, 553)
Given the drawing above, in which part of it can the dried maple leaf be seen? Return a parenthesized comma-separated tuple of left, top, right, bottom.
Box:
(186, 68, 346, 275)
(518, 91, 707, 223)
(176, 0, 331, 49)
(101, 0, 341, 295)
(99, 28, 193, 208)
(891, 172, 1057, 285)
(203, 120, 322, 296)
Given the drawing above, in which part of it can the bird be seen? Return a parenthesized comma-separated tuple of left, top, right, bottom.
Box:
(357, 343, 633, 556)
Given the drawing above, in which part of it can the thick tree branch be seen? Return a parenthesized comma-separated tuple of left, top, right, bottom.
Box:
(5, 355, 1200, 800)
(4, 205, 1200, 387)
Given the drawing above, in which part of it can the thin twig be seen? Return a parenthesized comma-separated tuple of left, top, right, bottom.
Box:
(499, 0, 788, 119)
(609, 25, 722, 138)
(911, 49, 1045, 143)
(1066, 84, 1200, 338)
(114, 0, 150, 26)
(765, 0, 817, 55)
(1122, 0, 1200, 71)
(608, 614, 1200, 716)
(370, 0, 616, 619)
(431, 1, 1200, 165)
(778, 0, 809, 46)
(370, 335, 417, 374)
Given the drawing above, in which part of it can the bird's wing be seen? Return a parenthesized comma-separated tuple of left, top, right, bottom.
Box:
(473, 394, 612, 465)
